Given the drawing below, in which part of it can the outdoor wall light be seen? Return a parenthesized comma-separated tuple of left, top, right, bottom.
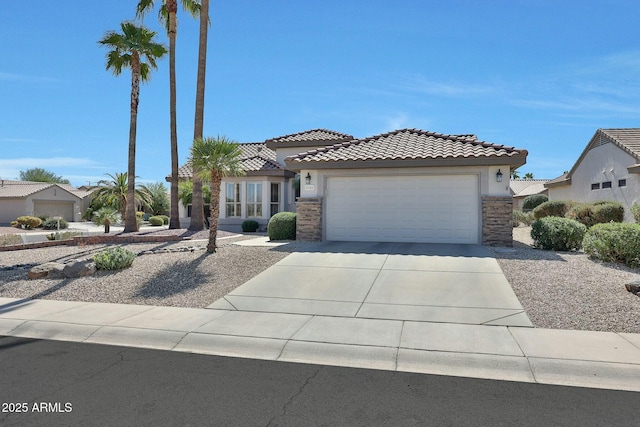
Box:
(496, 169, 503, 182)
(305, 173, 312, 185)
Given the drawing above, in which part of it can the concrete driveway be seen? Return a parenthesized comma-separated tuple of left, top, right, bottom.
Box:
(209, 242, 532, 327)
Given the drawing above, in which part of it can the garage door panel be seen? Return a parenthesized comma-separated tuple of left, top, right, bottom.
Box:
(33, 201, 75, 221)
(326, 175, 479, 244)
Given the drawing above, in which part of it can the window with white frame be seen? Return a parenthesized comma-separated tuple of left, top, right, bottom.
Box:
(225, 183, 241, 217)
(247, 183, 263, 217)
(270, 183, 280, 217)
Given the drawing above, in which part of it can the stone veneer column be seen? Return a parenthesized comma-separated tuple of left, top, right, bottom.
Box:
(295, 197, 323, 241)
(482, 195, 513, 247)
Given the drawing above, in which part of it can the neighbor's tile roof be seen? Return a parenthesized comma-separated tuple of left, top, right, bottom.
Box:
(510, 179, 549, 197)
(285, 128, 527, 165)
(0, 180, 89, 199)
(510, 179, 549, 195)
(600, 128, 640, 157)
(175, 142, 282, 179)
(265, 129, 354, 147)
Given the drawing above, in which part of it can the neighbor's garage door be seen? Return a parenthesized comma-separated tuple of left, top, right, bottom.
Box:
(326, 175, 479, 244)
(33, 201, 75, 221)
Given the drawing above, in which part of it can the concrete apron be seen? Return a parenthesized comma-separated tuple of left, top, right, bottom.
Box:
(209, 241, 533, 327)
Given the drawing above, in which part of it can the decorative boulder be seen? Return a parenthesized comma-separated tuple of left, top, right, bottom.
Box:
(62, 260, 96, 278)
(28, 262, 66, 279)
(625, 280, 640, 295)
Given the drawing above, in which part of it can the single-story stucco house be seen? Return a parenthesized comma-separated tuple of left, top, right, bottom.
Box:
(174, 128, 528, 246)
(510, 179, 549, 211)
(0, 180, 93, 224)
(545, 128, 640, 222)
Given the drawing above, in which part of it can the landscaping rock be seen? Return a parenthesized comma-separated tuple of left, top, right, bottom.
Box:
(62, 260, 96, 278)
(625, 280, 640, 295)
(28, 262, 66, 279)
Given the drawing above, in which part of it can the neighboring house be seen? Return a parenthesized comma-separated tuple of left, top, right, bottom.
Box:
(545, 128, 640, 222)
(0, 180, 93, 224)
(174, 128, 527, 245)
(510, 179, 549, 211)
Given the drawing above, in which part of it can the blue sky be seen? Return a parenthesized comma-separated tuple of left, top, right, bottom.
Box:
(2, 1, 640, 187)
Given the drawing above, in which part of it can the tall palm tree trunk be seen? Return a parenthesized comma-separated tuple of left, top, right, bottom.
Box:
(167, 1, 181, 229)
(188, 0, 209, 232)
(125, 53, 141, 232)
(208, 171, 221, 253)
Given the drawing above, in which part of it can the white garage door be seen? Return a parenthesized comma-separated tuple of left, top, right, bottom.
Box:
(33, 201, 75, 221)
(326, 175, 479, 244)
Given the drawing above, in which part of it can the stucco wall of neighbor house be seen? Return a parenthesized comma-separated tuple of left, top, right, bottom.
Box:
(548, 143, 640, 222)
(298, 165, 512, 243)
(0, 199, 29, 224)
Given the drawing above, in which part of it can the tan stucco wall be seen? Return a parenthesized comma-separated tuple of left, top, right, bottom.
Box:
(0, 199, 29, 224)
(547, 143, 640, 221)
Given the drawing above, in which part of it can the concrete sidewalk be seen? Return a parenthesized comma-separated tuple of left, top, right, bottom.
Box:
(1, 296, 639, 392)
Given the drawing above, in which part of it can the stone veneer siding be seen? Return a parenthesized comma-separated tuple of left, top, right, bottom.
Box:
(296, 197, 323, 241)
(482, 195, 513, 247)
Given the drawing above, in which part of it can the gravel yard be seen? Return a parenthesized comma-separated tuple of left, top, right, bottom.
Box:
(495, 227, 640, 334)
(0, 234, 293, 308)
(1, 227, 639, 333)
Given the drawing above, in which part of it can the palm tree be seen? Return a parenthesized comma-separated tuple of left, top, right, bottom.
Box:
(136, 0, 200, 230)
(511, 169, 521, 180)
(523, 172, 534, 180)
(189, 0, 210, 232)
(91, 172, 150, 218)
(92, 207, 122, 233)
(139, 182, 170, 215)
(189, 136, 245, 253)
(99, 21, 167, 232)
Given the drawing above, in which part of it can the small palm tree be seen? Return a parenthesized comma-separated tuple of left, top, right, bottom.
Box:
(189, 136, 245, 253)
(511, 169, 521, 180)
(136, 0, 201, 230)
(99, 21, 167, 232)
(523, 172, 534, 180)
(92, 172, 150, 218)
(93, 207, 122, 233)
(139, 182, 170, 215)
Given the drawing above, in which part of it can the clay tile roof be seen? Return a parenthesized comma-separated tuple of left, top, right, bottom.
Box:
(0, 180, 88, 199)
(599, 128, 640, 158)
(265, 128, 354, 149)
(173, 142, 283, 179)
(285, 128, 527, 168)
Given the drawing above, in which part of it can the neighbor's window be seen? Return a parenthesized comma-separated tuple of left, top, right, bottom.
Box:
(602, 181, 612, 189)
(225, 183, 241, 217)
(246, 183, 263, 217)
(591, 183, 600, 190)
(619, 179, 627, 187)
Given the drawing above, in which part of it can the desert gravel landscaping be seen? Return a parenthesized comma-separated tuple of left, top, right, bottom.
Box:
(1, 227, 639, 334)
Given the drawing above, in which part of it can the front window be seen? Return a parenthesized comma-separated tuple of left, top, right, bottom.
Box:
(270, 183, 280, 217)
(225, 183, 241, 217)
(602, 181, 612, 189)
(247, 183, 262, 217)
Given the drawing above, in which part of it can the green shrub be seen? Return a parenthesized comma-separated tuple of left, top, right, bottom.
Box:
(16, 216, 42, 229)
(583, 223, 640, 267)
(10, 221, 19, 228)
(530, 217, 586, 251)
(135, 211, 145, 219)
(242, 220, 260, 232)
(0, 234, 23, 246)
(148, 216, 164, 226)
(566, 201, 624, 227)
(158, 215, 169, 225)
(94, 247, 137, 270)
(631, 203, 640, 224)
(268, 212, 296, 240)
(37, 215, 49, 222)
(522, 194, 548, 212)
(42, 217, 69, 230)
(592, 202, 624, 224)
(513, 211, 534, 227)
(532, 200, 576, 220)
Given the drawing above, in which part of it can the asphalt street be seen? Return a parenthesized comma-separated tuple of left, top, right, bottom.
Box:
(0, 335, 637, 426)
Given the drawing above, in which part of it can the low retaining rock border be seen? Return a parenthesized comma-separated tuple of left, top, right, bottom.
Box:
(0, 234, 185, 252)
